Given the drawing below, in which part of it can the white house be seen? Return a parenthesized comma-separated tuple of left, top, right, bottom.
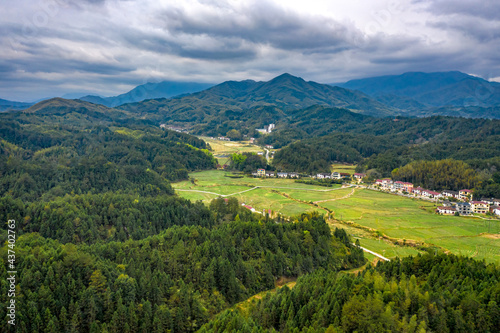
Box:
(437, 206, 457, 215)
(316, 173, 332, 179)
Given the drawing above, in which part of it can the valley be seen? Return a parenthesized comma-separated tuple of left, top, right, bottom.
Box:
(174, 168, 500, 264)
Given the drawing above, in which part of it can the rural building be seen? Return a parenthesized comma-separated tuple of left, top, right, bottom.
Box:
(277, 172, 288, 178)
(491, 205, 500, 216)
(413, 187, 425, 196)
(402, 182, 414, 193)
(470, 201, 489, 214)
(437, 206, 457, 215)
(242, 204, 256, 212)
(480, 198, 498, 205)
(289, 172, 299, 178)
(266, 171, 275, 177)
(381, 179, 393, 189)
(422, 190, 441, 198)
(340, 173, 351, 179)
(459, 189, 472, 201)
(316, 173, 332, 179)
(257, 169, 266, 177)
(456, 202, 472, 215)
(442, 190, 459, 199)
(265, 145, 274, 149)
(353, 173, 366, 182)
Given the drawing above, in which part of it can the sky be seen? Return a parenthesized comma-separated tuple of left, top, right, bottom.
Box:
(1, 0, 500, 101)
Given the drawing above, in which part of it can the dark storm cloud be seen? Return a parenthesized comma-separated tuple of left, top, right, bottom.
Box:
(161, 1, 363, 54)
(1, 0, 500, 101)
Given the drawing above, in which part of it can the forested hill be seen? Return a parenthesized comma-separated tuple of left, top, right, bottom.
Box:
(0, 205, 365, 332)
(200, 253, 500, 332)
(0, 109, 217, 202)
(272, 114, 500, 172)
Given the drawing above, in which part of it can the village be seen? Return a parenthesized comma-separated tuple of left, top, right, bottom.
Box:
(249, 168, 500, 217)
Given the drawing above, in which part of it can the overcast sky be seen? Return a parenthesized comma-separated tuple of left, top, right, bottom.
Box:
(1, 0, 500, 101)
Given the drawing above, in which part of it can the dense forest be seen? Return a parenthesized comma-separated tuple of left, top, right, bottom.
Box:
(0, 111, 216, 202)
(0, 205, 365, 332)
(200, 253, 500, 332)
(272, 112, 500, 196)
(229, 152, 270, 173)
(391, 160, 481, 191)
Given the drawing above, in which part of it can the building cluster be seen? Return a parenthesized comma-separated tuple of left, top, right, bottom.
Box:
(251, 170, 368, 182)
(252, 169, 299, 178)
(256, 124, 275, 134)
(217, 136, 231, 141)
(314, 172, 366, 183)
(375, 179, 500, 216)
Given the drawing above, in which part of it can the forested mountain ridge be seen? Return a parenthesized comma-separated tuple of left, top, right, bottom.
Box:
(337, 71, 500, 109)
(116, 73, 395, 122)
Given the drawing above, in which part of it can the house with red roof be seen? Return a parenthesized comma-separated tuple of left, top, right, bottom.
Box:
(470, 201, 489, 214)
(459, 189, 472, 201)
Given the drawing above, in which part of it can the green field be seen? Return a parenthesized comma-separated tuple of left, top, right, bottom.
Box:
(199, 136, 264, 165)
(331, 163, 357, 174)
(320, 189, 500, 263)
(174, 170, 500, 264)
(172, 170, 337, 216)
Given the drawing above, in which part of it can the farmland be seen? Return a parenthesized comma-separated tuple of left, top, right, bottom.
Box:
(173, 170, 500, 264)
(200, 136, 264, 165)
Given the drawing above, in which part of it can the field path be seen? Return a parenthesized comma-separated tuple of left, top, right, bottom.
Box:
(175, 184, 355, 197)
(314, 187, 356, 203)
(353, 243, 390, 261)
(176, 187, 259, 197)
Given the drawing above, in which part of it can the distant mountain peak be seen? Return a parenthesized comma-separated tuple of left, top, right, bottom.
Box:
(269, 73, 305, 83)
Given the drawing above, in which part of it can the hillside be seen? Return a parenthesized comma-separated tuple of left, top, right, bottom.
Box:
(271, 112, 500, 175)
(337, 71, 500, 109)
(21, 97, 136, 125)
(80, 80, 214, 107)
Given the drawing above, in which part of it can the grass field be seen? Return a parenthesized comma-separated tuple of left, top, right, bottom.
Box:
(172, 170, 335, 216)
(199, 136, 264, 165)
(320, 189, 500, 263)
(331, 163, 357, 174)
(174, 170, 500, 264)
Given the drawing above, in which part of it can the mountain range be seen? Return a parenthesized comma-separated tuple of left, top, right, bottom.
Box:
(0, 98, 34, 112)
(11, 71, 500, 122)
(79, 81, 214, 107)
(336, 71, 500, 109)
